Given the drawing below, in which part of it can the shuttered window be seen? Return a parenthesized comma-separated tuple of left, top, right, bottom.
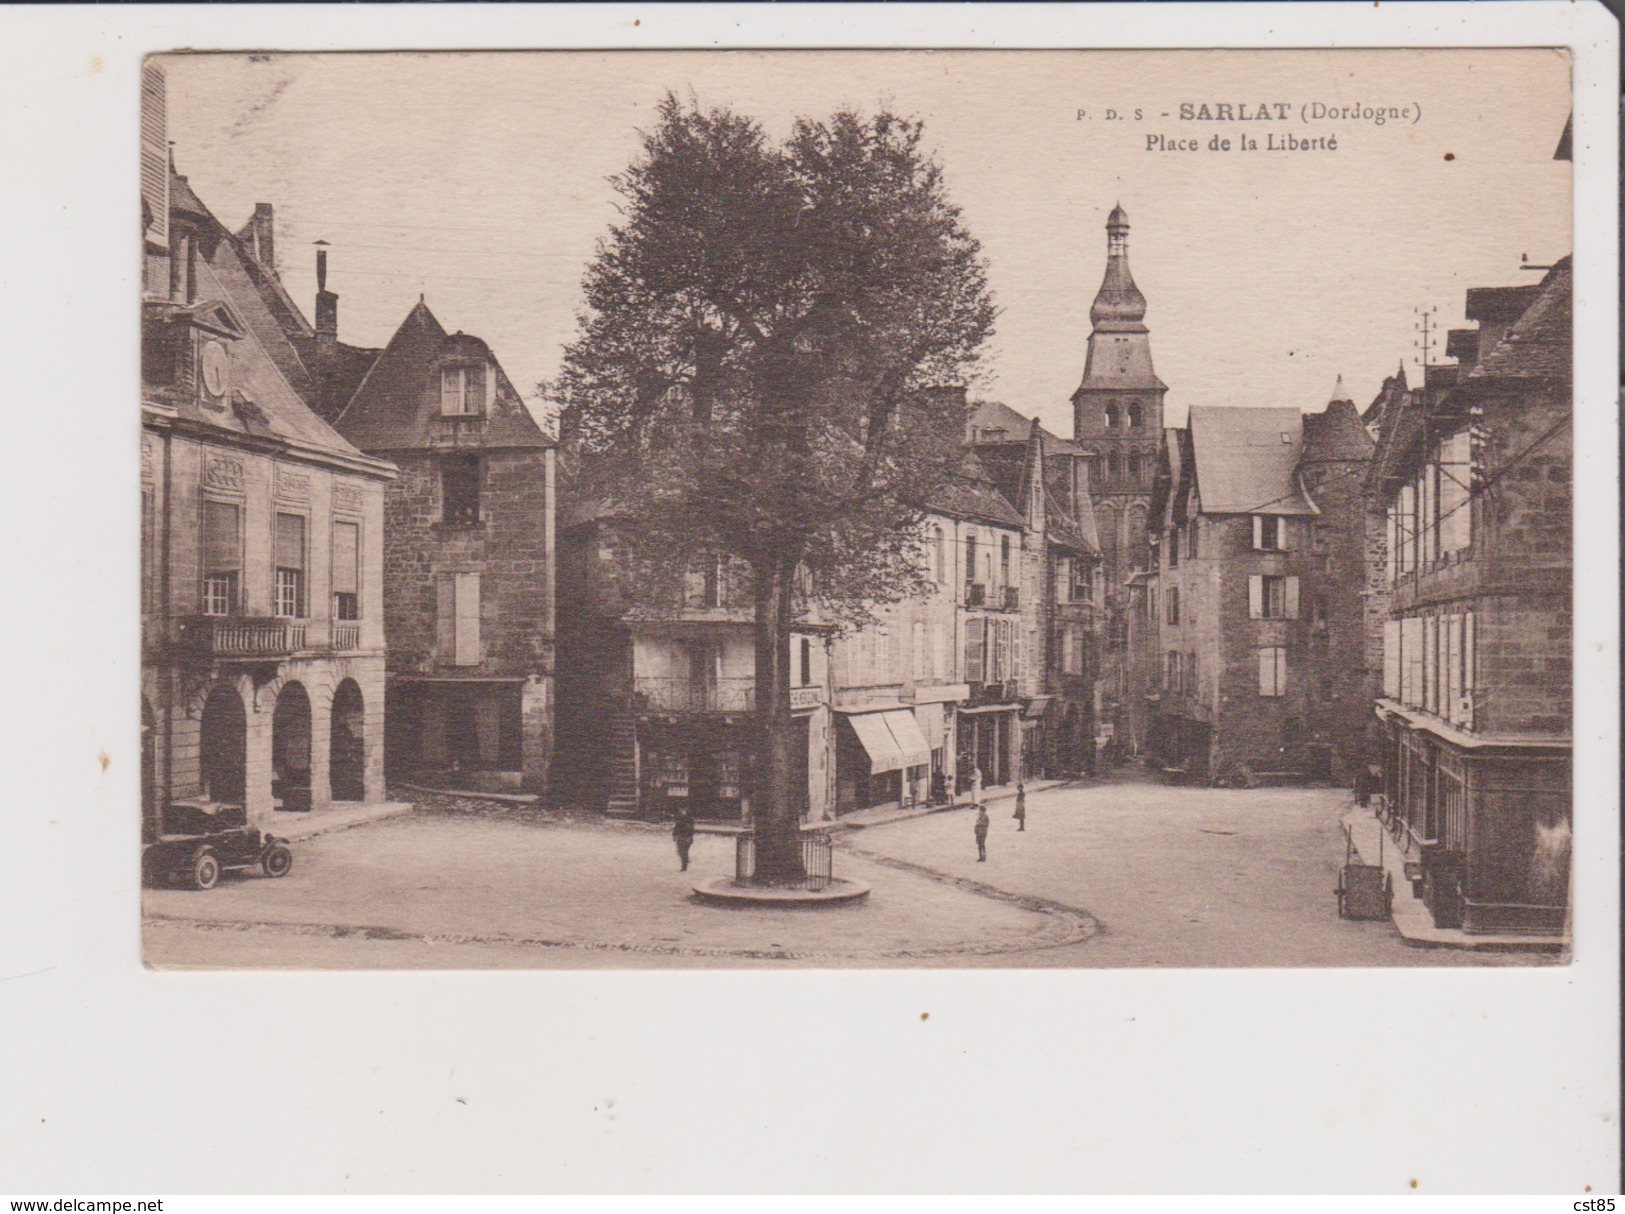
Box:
(1401, 616, 1424, 708)
(1249, 575, 1299, 620)
(438, 572, 481, 666)
(1445, 615, 1463, 723)
(1438, 431, 1473, 554)
(965, 617, 985, 684)
(202, 500, 241, 616)
(1462, 611, 1476, 728)
(1422, 615, 1438, 714)
(1257, 647, 1286, 697)
(440, 364, 486, 415)
(1383, 620, 1400, 699)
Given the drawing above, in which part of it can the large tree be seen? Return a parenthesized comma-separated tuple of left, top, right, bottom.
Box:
(555, 94, 995, 881)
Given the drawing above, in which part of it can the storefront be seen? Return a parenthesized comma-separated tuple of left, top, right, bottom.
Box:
(834, 706, 932, 814)
(956, 704, 1018, 791)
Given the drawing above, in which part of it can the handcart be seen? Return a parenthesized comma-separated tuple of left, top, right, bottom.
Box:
(1335, 822, 1393, 921)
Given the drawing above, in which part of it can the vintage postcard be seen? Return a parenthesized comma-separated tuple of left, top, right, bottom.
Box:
(0, 1, 1614, 1197)
(137, 47, 1579, 972)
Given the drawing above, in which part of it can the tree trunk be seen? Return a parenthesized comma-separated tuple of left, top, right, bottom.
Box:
(751, 553, 804, 883)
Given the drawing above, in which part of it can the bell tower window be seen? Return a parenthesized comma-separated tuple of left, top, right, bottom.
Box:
(1104, 403, 1118, 430)
(1127, 402, 1143, 429)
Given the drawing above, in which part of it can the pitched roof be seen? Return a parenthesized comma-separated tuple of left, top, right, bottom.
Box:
(967, 400, 1088, 456)
(1186, 406, 1316, 516)
(1470, 258, 1571, 382)
(1300, 398, 1376, 462)
(926, 451, 1026, 529)
(335, 300, 554, 451)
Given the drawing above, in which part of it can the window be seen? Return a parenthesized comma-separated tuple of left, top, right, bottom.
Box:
(963, 531, 978, 600)
(1127, 402, 1143, 429)
(1168, 526, 1180, 568)
(799, 637, 812, 688)
(1106, 451, 1120, 481)
(440, 364, 486, 416)
(437, 572, 481, 666)
(273, 513, 306, 618)
(1187, 520, 1200, 560)
(441, 454, 481, 525)
(1395, 484, 1415, 575)
(1104, 403, 1118, 430)
(999, 535, 1011, 593)
(1257, 647, 1286, 697)
(1248, 574, 1299, 620)
(1382, 620, 1400, 699)
(933, 525, 947, 584)
(964, 617, 985, 684)
(1166, 587, 1180, 625)
(1253, 515, 1285, 551)
(202, 499, 241, 616)
(1165, 651, 1181, 693)
(1127, 450, 1142, 482)
(1400, 616, 1423, 708)
(332, 521, 361, 620)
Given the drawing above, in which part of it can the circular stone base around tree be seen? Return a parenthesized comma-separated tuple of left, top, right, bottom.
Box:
(691, 877, 872, 908)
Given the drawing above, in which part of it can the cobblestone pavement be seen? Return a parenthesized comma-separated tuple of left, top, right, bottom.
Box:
(845, 772, 1551, 968)
(143, 792, 1097, 969)
(143, 776, 1549, 969)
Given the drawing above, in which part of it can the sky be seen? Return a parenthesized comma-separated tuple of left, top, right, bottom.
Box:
(160, 49, 1571, 437)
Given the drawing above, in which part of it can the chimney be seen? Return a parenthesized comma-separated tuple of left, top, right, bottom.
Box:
(314, 241, 338, 357)
(248, 203, 275, 269)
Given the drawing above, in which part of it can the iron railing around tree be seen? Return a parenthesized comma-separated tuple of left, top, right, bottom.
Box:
(735, 831, 833, 891)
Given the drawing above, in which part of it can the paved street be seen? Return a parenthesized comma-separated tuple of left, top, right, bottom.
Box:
(144, 775, 1550, 969)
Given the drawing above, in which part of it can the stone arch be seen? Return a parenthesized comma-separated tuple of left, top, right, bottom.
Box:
(1127, 450, 1142, 482)
(1106, 450, 1121, 481)
(329, 678, 366, 802)
(199, 681, 247, 804)
(1127, 401, 1143, 429)
(271, 681, 314, 811)
(1104, 403, 1118, 430)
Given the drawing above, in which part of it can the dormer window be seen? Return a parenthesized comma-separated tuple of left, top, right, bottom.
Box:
(441, 363, 486, 416)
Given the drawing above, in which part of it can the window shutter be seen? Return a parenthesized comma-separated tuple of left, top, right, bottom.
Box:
(454, 572, 481, 666)
(204, 501, 242, 572)
(1283, 576, 1300, 620)
(1275, 647, 1287, 695)
(441, 368, 461, 414)
(965, 617, 985, 684)
(484, 362, 497, 412)
(1446, 615, 1462, 723)
(436, 574, 456, 662)
(1383, 621, 1400, 699)
(331, 522, 359, 595)
(1422, 616, 1437, 713)
(275, 513, 306, 570)
(1462, 611, 1476, 725)
(1248, 575, 1263, 619)
(1257, 648, 1273, 696)
(1252, 516, 1264, 550)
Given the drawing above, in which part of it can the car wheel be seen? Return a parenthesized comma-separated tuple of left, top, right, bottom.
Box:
(191, 847, 220, 891)
(262, 843, 293, 879)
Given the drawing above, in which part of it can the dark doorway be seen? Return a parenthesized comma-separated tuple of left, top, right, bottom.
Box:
(272, 682, 313, 811)
(200, 683, 247, 804)
(330, 679, 366, 801)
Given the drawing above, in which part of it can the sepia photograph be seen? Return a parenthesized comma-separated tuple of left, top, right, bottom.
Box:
(2, 1, 1616, 1197)
(137, 47, 1577, 971)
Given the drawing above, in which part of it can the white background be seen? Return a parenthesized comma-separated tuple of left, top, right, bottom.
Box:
(0, 3, 1616, 1196)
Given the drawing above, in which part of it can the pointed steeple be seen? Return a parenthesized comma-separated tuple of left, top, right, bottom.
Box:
(1089, 204, 1149, 333)
(1331, 374, 1351, 404)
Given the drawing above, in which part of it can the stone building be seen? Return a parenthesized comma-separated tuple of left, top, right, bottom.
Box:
(553, 517, 833, 821)
(140, 64, 394, 839)
(221, 211, 558, 794)
(328, 300, 557, 793)
(1143, 397, 1376, 783)
(967, 402, 1105, 778)
(1365, 259, 1572, 935)
(1069, 205, 1167, 745)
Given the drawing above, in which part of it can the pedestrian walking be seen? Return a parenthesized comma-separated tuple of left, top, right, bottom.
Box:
(974, 805, 990, 861)
(1013, 783, 1026, 831)
(672, 809, 695, 872)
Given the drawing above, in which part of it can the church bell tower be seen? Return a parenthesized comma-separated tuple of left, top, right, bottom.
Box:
(1071, 204, 1167, 582)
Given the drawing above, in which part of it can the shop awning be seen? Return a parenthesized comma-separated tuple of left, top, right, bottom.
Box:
(1022, 695, 1055, 719)
(845, 709, 931, 773)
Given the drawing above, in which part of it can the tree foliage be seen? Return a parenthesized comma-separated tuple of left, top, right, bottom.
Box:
(555, 93, 997, 628)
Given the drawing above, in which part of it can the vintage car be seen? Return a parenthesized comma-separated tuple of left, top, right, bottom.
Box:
(143, 798, 293, 890)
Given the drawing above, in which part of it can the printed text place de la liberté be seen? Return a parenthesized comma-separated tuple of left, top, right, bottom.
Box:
(1075, 100, 1422, 154)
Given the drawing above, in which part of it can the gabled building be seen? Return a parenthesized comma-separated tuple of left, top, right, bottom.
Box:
(140, 64, 395, 838)
(1144, 398, 1375, 783)
(1365, 259, 1572, 935)
(221, 211, 558, 795)
(331, 300, 557, 793)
